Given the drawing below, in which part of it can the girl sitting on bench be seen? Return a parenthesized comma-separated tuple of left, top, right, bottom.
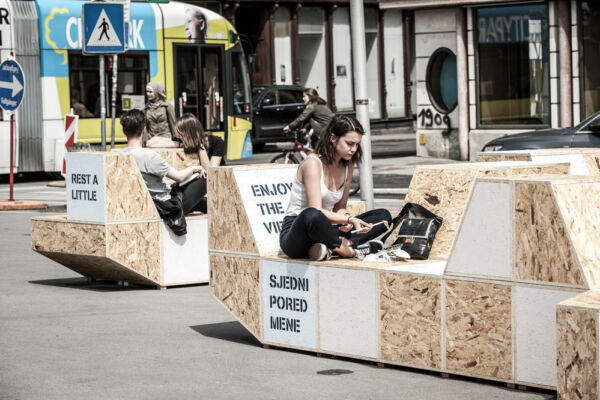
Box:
(279, 114, 392, 261)
(147, 113, 226, 213)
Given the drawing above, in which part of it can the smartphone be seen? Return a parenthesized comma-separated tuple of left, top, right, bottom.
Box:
(350, 220, 386, 234)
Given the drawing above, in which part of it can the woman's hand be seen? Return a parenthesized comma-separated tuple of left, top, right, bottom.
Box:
(349, 217, 372, 234)
(193, 165, 206, 178)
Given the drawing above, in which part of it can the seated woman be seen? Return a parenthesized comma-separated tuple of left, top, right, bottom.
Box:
(120, 109, 206, 215)
(146, 113, 225, 213)
(279, 114, 392, 261)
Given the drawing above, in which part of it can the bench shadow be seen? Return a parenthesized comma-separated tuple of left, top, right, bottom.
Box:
(28, 277, 153, 292)
(190, 321, 261, 347)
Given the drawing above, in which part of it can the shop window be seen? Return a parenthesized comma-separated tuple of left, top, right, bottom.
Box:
(476, 4, 550, 126)
(426, 48, 457, 114)
(365, 8, 381, 119)
(68, 52, 149, 119)
(581, 0, 600, 118)
(298, 7, 327, 101)
(274, 7, 292, 85)
(332, 7, 353, 112)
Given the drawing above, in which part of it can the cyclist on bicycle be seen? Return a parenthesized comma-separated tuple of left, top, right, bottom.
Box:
(283, 88, 333, 148)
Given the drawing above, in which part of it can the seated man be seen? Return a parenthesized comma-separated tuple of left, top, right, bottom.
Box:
(120, 109, 206, 214)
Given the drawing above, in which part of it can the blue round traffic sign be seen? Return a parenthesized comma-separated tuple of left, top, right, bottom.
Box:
(0, 59, 25, 112)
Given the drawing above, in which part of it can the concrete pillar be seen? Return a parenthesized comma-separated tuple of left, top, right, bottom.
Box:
(456, 7, 469, 161)
(558, 0, 572, 127)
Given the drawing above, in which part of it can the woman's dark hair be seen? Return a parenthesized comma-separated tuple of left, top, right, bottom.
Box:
(176, 113, 208, 154)
(315, 114, 364, 166)
(304, 88, 327, 105)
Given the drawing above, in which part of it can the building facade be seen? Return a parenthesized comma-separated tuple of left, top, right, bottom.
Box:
(177, 0, 600, 159)
(381, 0, 599, 159)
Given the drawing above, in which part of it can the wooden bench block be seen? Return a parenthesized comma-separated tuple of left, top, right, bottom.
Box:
(475, 149, 600, 176)
(557, 291, 600, 400)
(66, 152, 158, 223)
(33, 152, 210, 288)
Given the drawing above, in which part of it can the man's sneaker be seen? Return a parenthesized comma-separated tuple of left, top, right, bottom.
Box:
(353, 240, 384, 259)
(308, 243, 331, 261)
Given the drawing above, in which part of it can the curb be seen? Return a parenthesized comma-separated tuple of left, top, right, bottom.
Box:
(0, 200, 48, 211)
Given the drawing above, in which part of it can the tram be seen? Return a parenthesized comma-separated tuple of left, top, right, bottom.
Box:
(0, 0, 253, 174)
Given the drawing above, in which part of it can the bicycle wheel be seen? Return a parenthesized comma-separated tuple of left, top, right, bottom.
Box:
(270, 152, 299, 164)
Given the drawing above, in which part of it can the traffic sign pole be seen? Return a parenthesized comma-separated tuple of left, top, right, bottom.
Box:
(99, 55, 106, 151)
(110, 54, 118, 149)
(9, 113, 14, 201)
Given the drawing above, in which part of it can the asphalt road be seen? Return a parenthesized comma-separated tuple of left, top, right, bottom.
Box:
(0, 210, 555, 400)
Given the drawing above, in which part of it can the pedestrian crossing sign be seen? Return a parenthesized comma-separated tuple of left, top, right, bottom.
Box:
(82, 2, 126, 54)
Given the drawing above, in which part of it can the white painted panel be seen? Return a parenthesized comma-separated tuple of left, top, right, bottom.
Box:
(415, 32, 456, 58)
(573, 102, 581, 125)
(550, 52, 558, 78)
(531, 154, 590, 175)
(548, 1, 557, 26)
(162, 216, 209, 285)
(379, 261, 446, 276)
(468, 80, 475, 105)
(551, 103, 559, 129)
(0, 119, 17, 170)
(274, 7, 293, 85)
(572, 75, 580, 102)
(416, 81, 430, 107)
(467, 7, 473, 31)
(233, 167, 296, 254)
(319, 267, 377, 358)
(549, 27, 557, 53)
(383, 10, 405, 118)
(469, 104, 477, 129)
(551, 77, 558, 104)
(66, 152, 105, 223)
(415, 9, 456, 34)
(298, 7, 327, 101)
(262, 260, 317, 349)
(365, 8, 381, 119)
(42, 77, 62, 120)
(415, 58, 429, 78)
(43, 120, 65, 172)
(515, 286, 576, 386)
(572, 51, 579, 78)
(332, 7, 353, 111)
(446, 181, 511, 279)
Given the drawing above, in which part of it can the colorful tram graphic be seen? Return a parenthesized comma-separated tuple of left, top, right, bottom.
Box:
(0, 0, 252, 174)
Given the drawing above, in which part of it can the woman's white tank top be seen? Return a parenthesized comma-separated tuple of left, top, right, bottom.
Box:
(285, 155, 348, 217)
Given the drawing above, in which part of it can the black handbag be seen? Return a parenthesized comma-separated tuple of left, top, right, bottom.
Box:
(381, 203, 443, 260)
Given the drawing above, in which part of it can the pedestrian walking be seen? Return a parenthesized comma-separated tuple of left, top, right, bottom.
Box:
(144, 81, 177, 146)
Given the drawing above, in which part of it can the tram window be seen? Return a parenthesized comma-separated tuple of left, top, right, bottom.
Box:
(232, 51, 251, 114)
(68, 53, 149, 118)
(201, 48, 223, 131)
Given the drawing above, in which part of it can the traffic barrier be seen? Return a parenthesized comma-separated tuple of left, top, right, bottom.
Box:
(62, 114, 78, 175)
(208, 159, 600, 395)
(31, 150, 209, 288)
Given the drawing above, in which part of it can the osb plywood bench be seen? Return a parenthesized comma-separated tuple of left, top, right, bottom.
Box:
(208, 160, 600, 395)
(31, 151, 209, 289)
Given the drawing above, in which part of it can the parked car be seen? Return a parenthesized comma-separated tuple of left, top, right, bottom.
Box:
(251, 85, 305, 150)
(482, 111, 600, 152)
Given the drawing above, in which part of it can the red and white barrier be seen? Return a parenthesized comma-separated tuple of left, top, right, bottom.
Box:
(62, 114, 78, 175)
